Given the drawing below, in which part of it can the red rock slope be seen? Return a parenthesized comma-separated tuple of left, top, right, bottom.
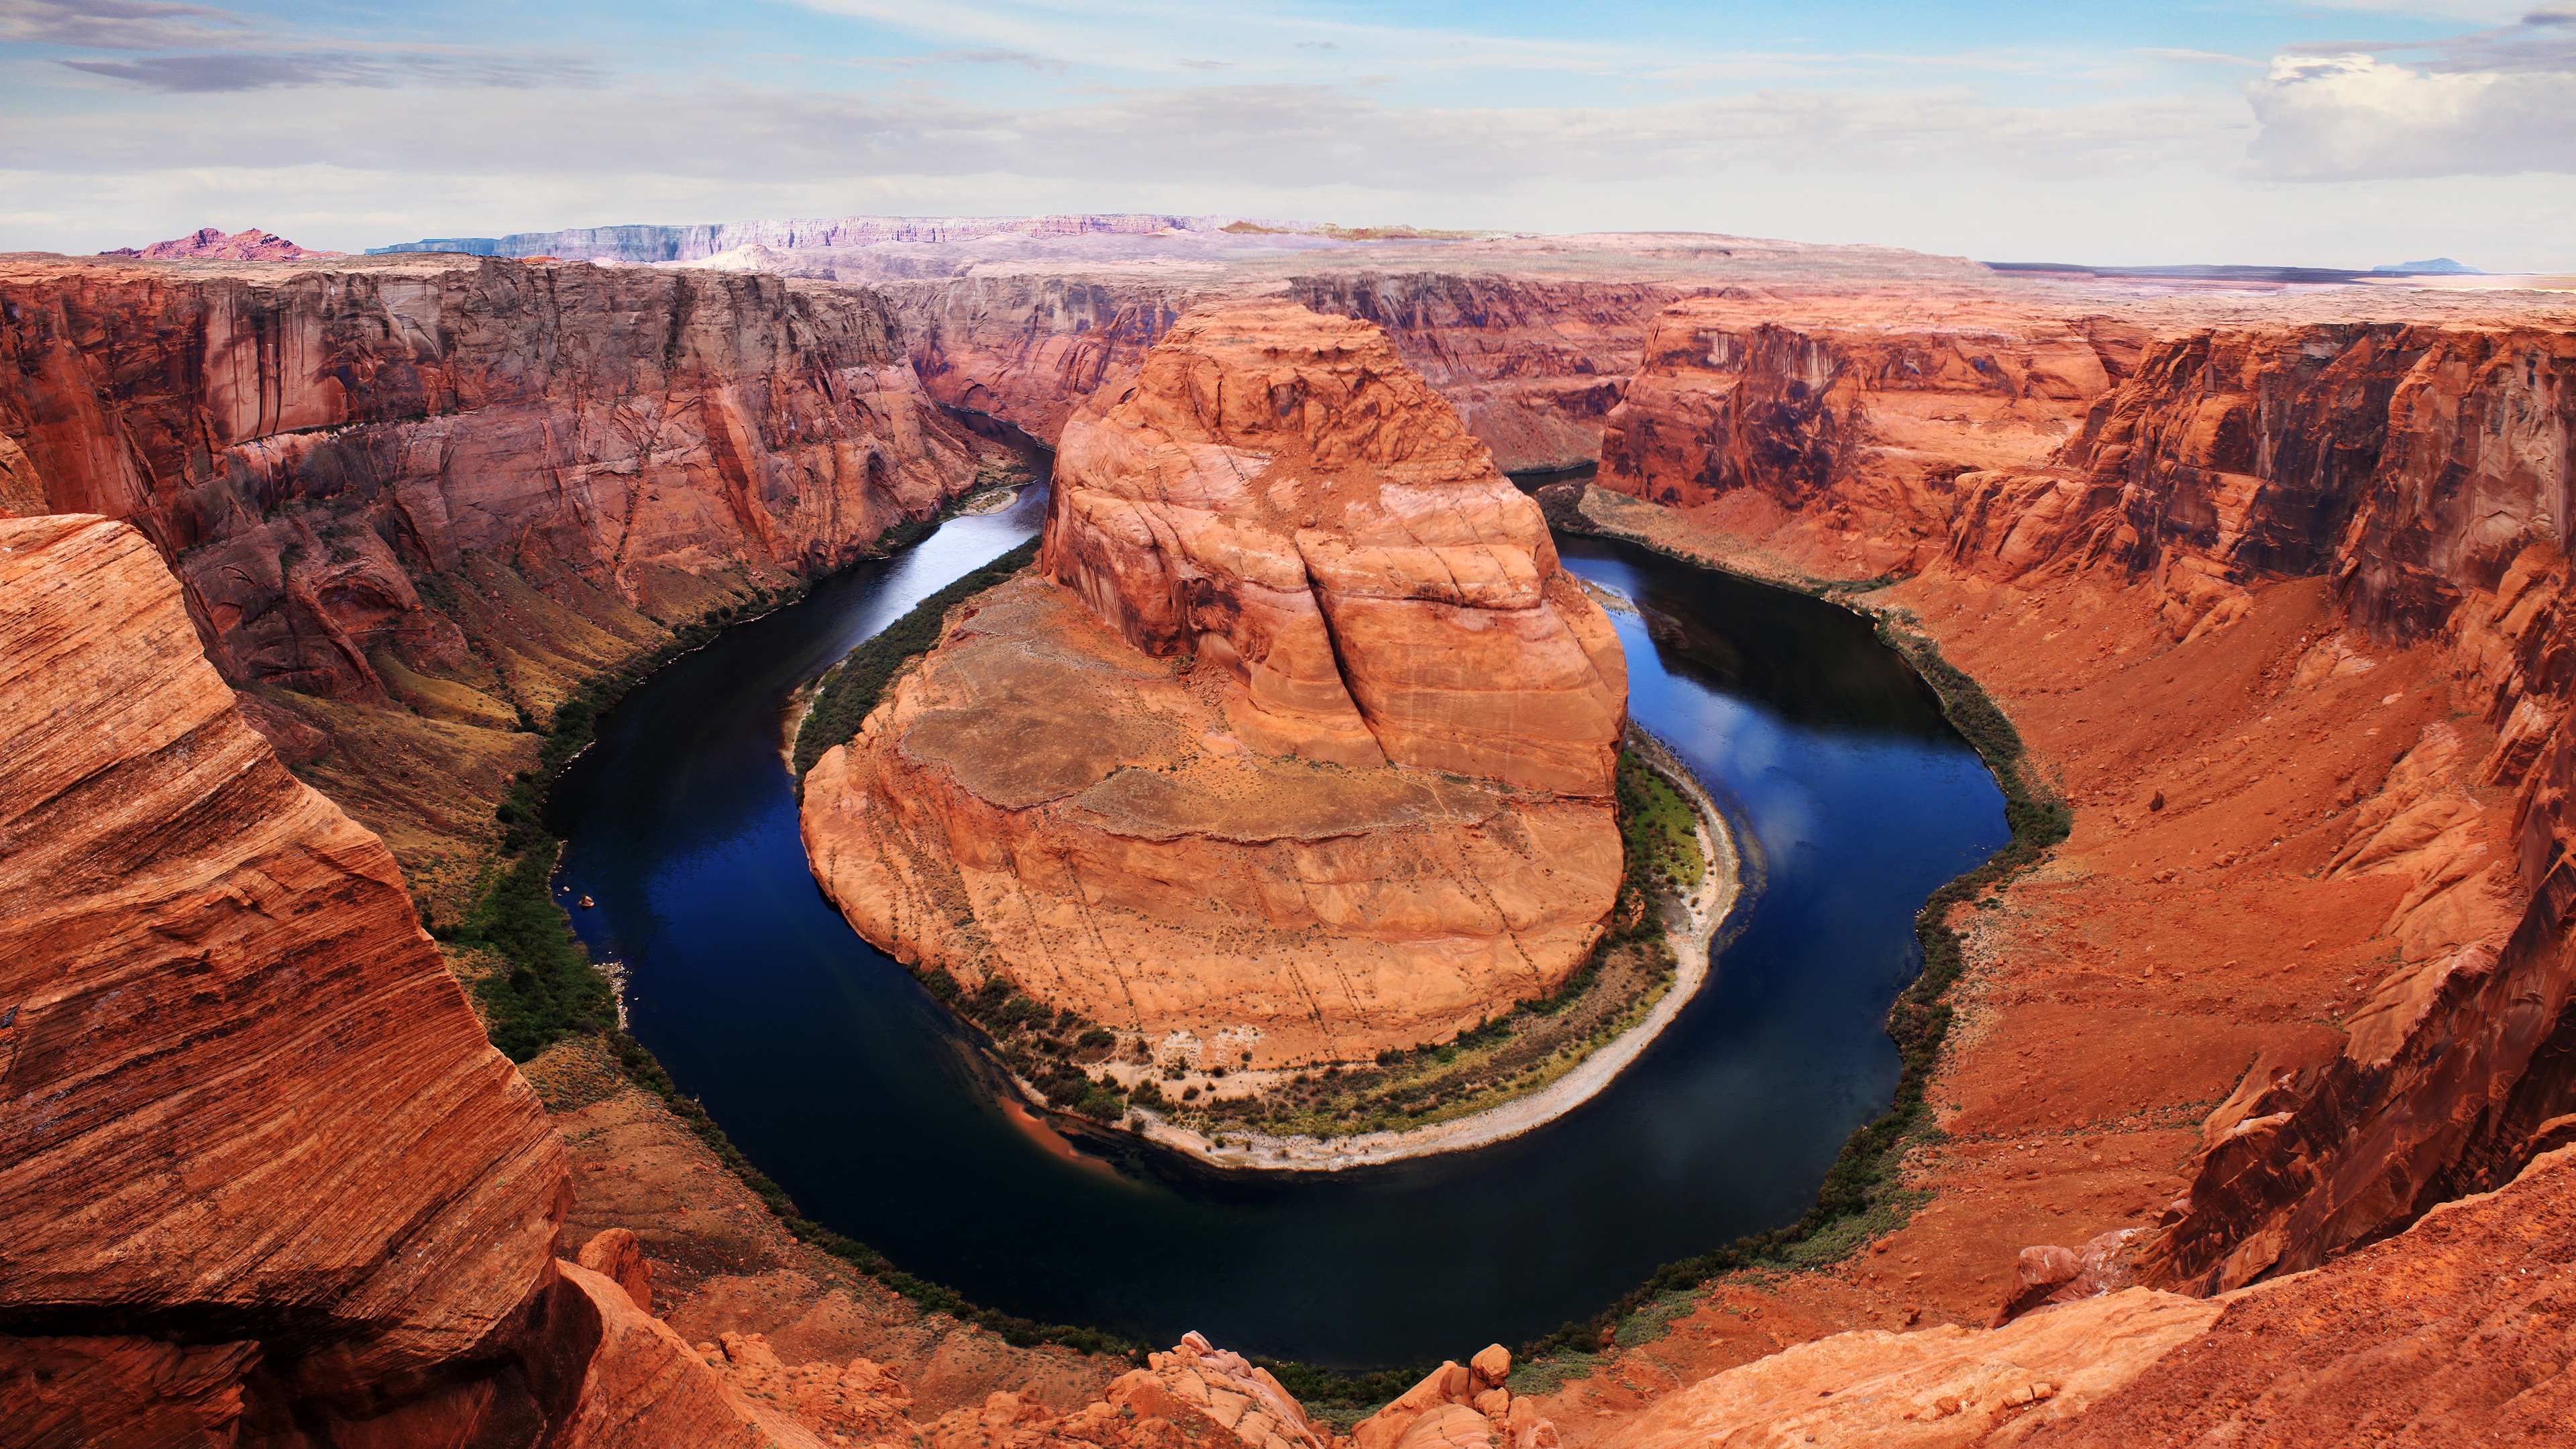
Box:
(801, 303, 1626, 1064)
(0, 513, 808, 1445)
(1564, 296, 2576, 1322)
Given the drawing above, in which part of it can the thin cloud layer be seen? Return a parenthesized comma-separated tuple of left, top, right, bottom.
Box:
(60, 48, 605, 91)
(2, 0, 2569, 266)
(2249, 5, 2576, 178)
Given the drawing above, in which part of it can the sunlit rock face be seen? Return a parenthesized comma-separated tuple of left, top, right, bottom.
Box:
(802, 303, 1627, 1064)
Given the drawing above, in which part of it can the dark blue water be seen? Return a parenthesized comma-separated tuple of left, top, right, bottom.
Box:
(550, 484, 2006, 1368)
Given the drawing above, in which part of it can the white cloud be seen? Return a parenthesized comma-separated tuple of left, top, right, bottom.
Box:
(2248, 50, 2576, 178)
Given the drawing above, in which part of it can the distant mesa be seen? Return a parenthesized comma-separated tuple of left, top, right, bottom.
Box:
(364, 213, 1320, 264)
(97, 225, 342, 261)
(2371, 257, 2482, 274)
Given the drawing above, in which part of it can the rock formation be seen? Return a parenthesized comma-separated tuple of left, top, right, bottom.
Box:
(0, 252, 981, 883)
(879, 271, 1692, 473)
(0, 253, 975, 702)
(1581, 290, 2576, 1303)
(0, 513, 810, 1444)
(98, 225, 343, 261)
(802, 303, 1626, 1063)
(1595, 288, 2147, 576)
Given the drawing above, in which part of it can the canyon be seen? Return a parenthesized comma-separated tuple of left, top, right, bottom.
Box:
(799, 302, 1630, 1069)
(0, 249, 985, 904)
(9, 227, 2576, 1445)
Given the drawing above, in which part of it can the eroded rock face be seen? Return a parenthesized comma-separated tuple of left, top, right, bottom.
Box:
(0, 515, 569, 1426)
(0, 254, 978, 704)
(1591, 297, 2576, 1297)
(1597, 290, 2141, 576)
(2021, 1146, 2576, 1446)
(1044, 303, 1626, 792)
(803, 304, 1625, 1062)
(883, 271, 1691, 472)
(0, 514, 807, 1446)
(1588, 1288, 2224, 1449)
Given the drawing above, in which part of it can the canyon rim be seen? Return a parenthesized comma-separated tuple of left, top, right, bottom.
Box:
(5, 175, 2576, 1449)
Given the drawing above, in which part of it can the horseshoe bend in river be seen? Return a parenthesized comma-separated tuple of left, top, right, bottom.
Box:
(549, 478, 2008, 1368)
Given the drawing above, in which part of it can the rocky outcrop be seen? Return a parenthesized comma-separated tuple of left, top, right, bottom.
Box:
(99, 225, 342, 260)
(0, 513, 812, 1445)
(0, 254, 977, 704)
(698, 1329, 1335, 1449)
(1286, 273, 1694, 472)
(1596, 290, 2143, 576)
(802, 303, 1625, 1063)
(1590, 298, 2576, 1298)
(1351, 1344, 1558, 1449)
(880, 272, 1691, 472)
(2021, 1144, 2576, 1446)
(1589, 1289, 2223, 1449)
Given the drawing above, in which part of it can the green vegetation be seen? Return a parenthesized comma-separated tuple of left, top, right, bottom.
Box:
(1160, 748, 1701, 1141)
(792, 537, 1041, 778)
(1493, 588, 2072, 1370)
(428, 512, 1143, 1363)
(925, 967, 1134, 1122)
(1615, 749, 1705, 918)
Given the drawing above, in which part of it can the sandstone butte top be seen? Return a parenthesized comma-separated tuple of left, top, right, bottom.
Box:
(800, 303, 1632, 1065)
(1042, 301, 1628, 794)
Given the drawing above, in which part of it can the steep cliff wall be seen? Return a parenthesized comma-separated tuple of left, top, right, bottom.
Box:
(0, 513, 809, 1446)
(0, 254, 980, 891)
(0, 255, 977, 702)
(801, 303, 1625, 1064)
(880, 271, 1691, 473)
(1595, 290, 2145, 576)
(1589, 300, 2576, 1299)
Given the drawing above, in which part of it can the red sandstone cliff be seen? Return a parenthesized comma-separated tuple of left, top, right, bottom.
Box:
(0, 254, 977, 703)
(800, 303, 1625, 1064)
(1585, 295, 2576, 1301)
(879, 271, 1686, 472)
(0, 513, 818, 1445)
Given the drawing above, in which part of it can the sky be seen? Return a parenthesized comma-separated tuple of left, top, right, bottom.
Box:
(3, 0, 2573, 268)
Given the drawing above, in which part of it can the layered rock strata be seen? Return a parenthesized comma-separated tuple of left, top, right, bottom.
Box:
(1577, 301, 2576, 1303)
(0, 252, 980, 886)
(0, 513, 810, 1445)
(0, 254, 976, 701)
(1595, 289, 2147, 575)
(802, 303, 1626, 1063)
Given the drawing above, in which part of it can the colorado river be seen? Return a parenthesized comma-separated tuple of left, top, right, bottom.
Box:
(550, 464, 2008, 1368)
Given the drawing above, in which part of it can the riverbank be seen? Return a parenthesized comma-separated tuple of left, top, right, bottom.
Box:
(1104, 722, 1743, 1172)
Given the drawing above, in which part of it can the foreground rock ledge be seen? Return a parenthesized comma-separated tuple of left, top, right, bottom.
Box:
(801, 303, 1629, 1066)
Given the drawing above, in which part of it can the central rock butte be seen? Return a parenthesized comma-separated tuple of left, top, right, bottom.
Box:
(799, 303, 1629, 1067)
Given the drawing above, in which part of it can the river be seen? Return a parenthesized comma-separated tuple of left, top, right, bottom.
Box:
(551, 468, 2007, 1368)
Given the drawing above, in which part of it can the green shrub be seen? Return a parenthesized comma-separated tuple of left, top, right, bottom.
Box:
(792, 539, 1040, 778)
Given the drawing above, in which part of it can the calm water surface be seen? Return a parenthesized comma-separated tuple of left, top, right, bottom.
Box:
(551, 474, 2006, 1367)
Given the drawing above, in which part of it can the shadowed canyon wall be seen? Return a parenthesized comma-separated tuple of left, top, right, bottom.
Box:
(879, 271, 1691, 472)
(0, 253, 981, 890)
(801, 303, 1626, 1065)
